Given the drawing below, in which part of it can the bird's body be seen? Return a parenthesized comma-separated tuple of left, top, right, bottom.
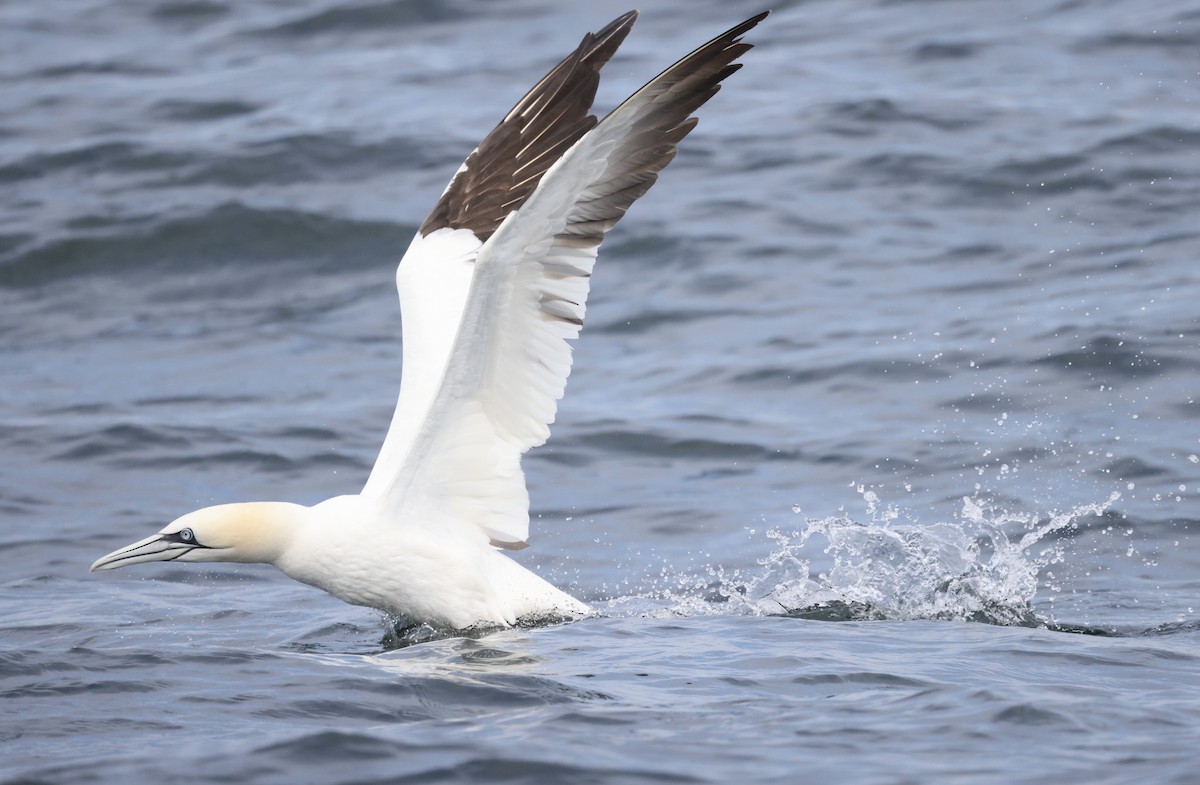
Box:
(273, 496, 587, 629)
(91, 11, 765, 630)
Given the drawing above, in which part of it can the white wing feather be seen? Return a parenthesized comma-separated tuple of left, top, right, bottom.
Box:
(369, 14, 764, 547)
(361, 15, 638, 500)
(381, 139, 609, 547)
(361, 227, 480, 498)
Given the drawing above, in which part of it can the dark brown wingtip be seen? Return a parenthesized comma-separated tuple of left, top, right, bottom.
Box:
(611, 10, 767, 122)
(420, 12, 641, 242)
(717, 11, 770, 45)
(735, 10, 771, 36)
(598, 10, 640, 40)
(547, 12, 766, 251)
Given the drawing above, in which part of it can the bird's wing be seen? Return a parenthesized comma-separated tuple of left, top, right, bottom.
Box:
(362, 12, 638, 498)
(379, 13, 766, 548)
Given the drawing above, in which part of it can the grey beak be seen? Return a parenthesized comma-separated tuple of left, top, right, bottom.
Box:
(90, 533, 196, 572)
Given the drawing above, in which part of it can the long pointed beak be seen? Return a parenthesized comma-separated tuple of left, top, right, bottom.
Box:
(90, 533, 196, 572)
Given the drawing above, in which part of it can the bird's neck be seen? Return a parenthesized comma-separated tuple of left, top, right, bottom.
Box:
(191, 501, 311, 565)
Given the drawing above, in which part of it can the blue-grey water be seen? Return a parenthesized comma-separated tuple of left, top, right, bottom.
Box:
(3, 1, 1199, 783)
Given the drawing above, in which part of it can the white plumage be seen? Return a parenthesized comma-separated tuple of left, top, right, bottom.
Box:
(90, 11, 766, 630)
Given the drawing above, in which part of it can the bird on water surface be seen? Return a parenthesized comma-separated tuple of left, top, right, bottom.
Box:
(90, 11, 767, 630)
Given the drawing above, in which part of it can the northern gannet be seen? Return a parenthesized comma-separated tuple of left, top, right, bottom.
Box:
(90, 11, 766, 630)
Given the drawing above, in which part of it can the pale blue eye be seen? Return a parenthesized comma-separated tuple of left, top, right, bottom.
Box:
(179, 528, 194, 542)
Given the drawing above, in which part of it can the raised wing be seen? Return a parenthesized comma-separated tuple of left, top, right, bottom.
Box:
(379, 13, 767, 548)
(362, 12, 638, 498)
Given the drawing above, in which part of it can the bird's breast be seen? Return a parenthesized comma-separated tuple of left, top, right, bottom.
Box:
(272, 496, 586, 628)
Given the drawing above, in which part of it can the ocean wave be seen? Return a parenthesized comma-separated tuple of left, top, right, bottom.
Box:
(0, 203, 409, 287)
(247, 0, 461, 38)
(1035, 335, 1199, 381)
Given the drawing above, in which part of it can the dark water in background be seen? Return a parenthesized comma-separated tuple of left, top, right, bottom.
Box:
(3, 0, 1200, 782)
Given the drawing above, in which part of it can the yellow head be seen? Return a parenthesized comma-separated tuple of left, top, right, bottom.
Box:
(90, 502, 306, 571)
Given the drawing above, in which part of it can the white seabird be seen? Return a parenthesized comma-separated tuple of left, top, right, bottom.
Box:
(90, 11, 767, 630)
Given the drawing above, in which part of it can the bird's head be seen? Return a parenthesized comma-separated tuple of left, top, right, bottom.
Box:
(90, 502, 305, 572)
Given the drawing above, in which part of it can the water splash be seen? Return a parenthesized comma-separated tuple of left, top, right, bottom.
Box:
(603, 489, 1123, 630)
(719, 489, 1122, 627)
(380, 488, 1125, 646)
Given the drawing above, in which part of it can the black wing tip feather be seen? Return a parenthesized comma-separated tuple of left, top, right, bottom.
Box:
(633, 11, 768, 130)
(738, 10, 772, 32)
(548, 12, 766, 249)
(419, 11, 766, 243)
(602, 10, 640, 35)
(721, 11, 771, 44)
(419, 11, 641, 241)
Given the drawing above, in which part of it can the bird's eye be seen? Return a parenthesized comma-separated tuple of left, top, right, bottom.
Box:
(179, 528, 195, 542)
